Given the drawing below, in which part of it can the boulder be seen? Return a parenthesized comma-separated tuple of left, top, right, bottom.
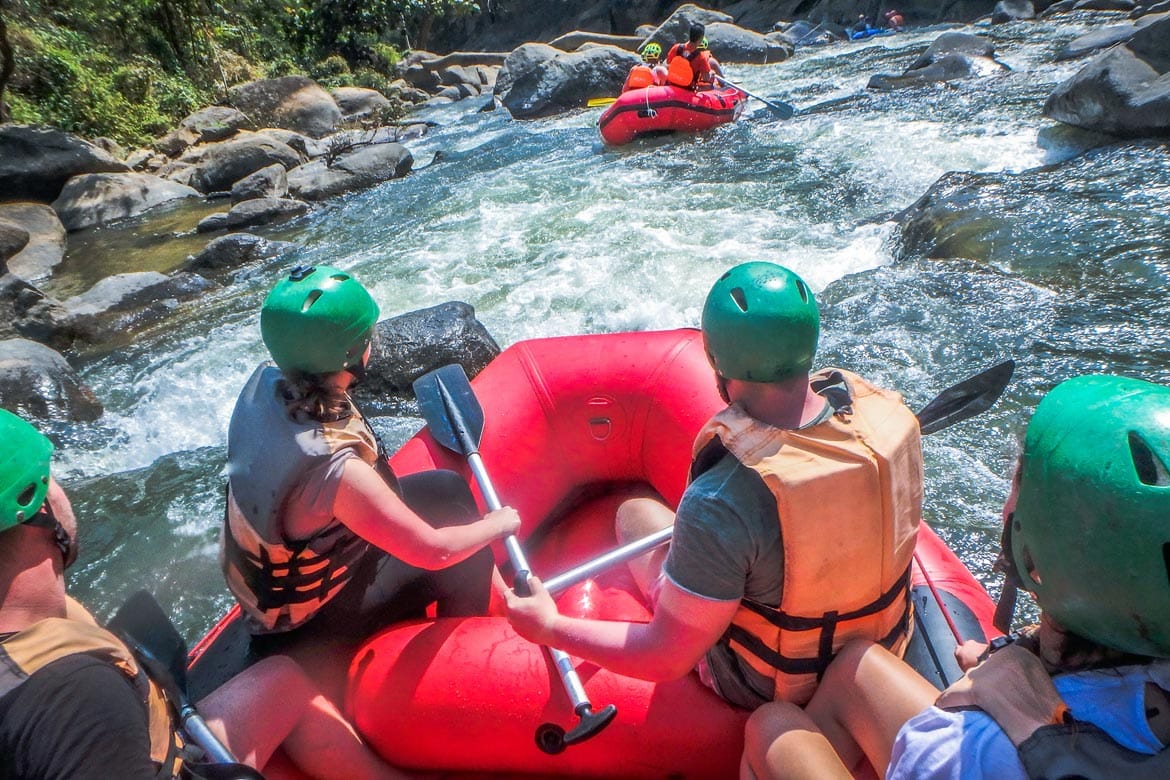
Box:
(402, 64, 444, 92)
(287, 143, 413, 201)
(189, 136, 303, 194)
(386, 79, 431, 104)
(437, 64, 484, 86)
(63, 271, 217, 344)
(183, 233, 296, 275)
(50, 173, 200, 232)
(356, 301, 501, 398)
(1045, 0, 1136, 10)
(642, 4, 735, 52)
(703, 22, 792, 64)
(330, 87, 392, 120)
(251, 128, 328, 159)
(1056, 12, 1167, 60)
(154, 127, 200, 158)
(1044, 15, 1170, 137)
(230, 163, 289, 204)
(197, 198, 309, 233)
(0, 274, 76, 350)
(0, 125, 129, 203)
(196, 213, 230, 233)
(496, 45, 639, 119)
(180, 105, 254, 143)
(227, 76, 342, 139)
(0, 204, 66, 281)
(493, 43, 559, 100)
(0, 338, 102, 422)
(0, 223, 29, 265)
(992, 0, 1037, 21)
(868, 33, 1007, 91)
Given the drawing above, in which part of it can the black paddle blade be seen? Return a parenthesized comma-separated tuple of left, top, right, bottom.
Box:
(916, 360, 1015, 435)
(412, 363, 485, 456)
(108, 589, 189, 700)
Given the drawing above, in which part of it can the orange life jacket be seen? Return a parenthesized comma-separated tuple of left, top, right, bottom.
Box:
(666, 46, 710, 88)
(692, 369, 923, 705)
(623, 64, 656, 91)
(0, 607, 185, 778)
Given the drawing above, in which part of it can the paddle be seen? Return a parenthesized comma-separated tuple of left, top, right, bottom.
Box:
(108, 590, 265, 779)
(587, 97, 618, 107)
(712, 74, 795, 119)
(413, 364, 618, 755)
(540, 359, 1017, 596)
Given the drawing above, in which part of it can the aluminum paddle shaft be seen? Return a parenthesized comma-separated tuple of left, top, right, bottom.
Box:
(413, 364, 617, 753)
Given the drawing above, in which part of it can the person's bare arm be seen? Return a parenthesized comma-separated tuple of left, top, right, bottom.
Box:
(505, 574, 738, 681)
(333, 459, 519, 570)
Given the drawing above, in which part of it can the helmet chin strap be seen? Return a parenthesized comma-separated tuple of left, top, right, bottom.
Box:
(25, 504, 78, 570)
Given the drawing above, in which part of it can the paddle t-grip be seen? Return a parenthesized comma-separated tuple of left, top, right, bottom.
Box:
(514, 569, 532, 597)
(534, 703, 619, 755)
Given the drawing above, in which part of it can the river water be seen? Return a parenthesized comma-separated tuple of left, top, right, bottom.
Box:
(49, 13, 1170, 639)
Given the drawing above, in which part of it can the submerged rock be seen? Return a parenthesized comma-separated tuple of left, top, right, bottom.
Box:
(63, 271, 218, 345)
(183, 233, 297, 275)
(0, 338, 103, 422)
(357, 301, 501, 398)
(868, 32, 1007, 91)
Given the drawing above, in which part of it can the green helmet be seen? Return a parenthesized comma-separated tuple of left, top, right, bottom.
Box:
(1012, 375, 1170, 658)
(698, 36, 710, 50)
(0, 409, 53, 534)
(260, 265, 380, 376)
(701, 262, 819, 383)
(642, 42, 662, 61)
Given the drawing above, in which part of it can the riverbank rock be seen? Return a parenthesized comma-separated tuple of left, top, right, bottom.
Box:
(331, 87, 392, 120)
(0, 274, 75, 350)
(228, 77, 342, 139)
(1043, 15, 1170, 137)
(358, 301, 500, 398)
(0, 204, 66, 281)
(197, 198, 310, 233)
(63, 271, 217, 344)
(183, 233, 297, 276)
(0, 225, 29, 272)
(0, 126, 129, 204)
(1056, 18, 1152, 59)
(50, 173, 200, 232)
(287, 143, 413, 201)
(495, 44, 638, 119)
(181, 106, 254, 144)
(1043, 0, 1136, 12)
(868, 32, 1007, 91)
(189, 136, 303, 194)
(0, 338, 102, 422)
(230, 164, 288, 204)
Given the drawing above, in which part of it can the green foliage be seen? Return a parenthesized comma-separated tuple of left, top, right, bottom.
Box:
(1, 0, 469, 145)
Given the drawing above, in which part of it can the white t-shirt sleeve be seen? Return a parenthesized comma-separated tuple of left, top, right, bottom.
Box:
(887, 706, 1028, 780)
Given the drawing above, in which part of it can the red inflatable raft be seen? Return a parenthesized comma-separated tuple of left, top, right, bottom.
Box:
(189, 329, 998, 778)
(598, 84, 747, 145)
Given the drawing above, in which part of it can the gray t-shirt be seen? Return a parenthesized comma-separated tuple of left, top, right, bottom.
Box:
(662, 451, 782, 709)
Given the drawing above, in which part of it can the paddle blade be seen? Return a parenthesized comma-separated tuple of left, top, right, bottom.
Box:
(916, 360, 1015, 435)
(587, 97, 617, 107)
(108, 589, 190, 699)
(413, 363, 485, 456)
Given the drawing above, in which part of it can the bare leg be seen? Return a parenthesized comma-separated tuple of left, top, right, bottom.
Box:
(199, 655, 410, 780)
(742, 703, 853, 780)
(741, 641, 936, 780)
(806, 640, 936, 775)
(614, 496, 675, 602)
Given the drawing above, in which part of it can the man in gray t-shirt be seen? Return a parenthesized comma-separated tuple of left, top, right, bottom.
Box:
(505, 261, 919, 714)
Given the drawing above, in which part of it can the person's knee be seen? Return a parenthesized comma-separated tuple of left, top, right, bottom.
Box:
(744, 702, 809, 753)
(615, 496, 673, 544)
(252, 654, 316, 703)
